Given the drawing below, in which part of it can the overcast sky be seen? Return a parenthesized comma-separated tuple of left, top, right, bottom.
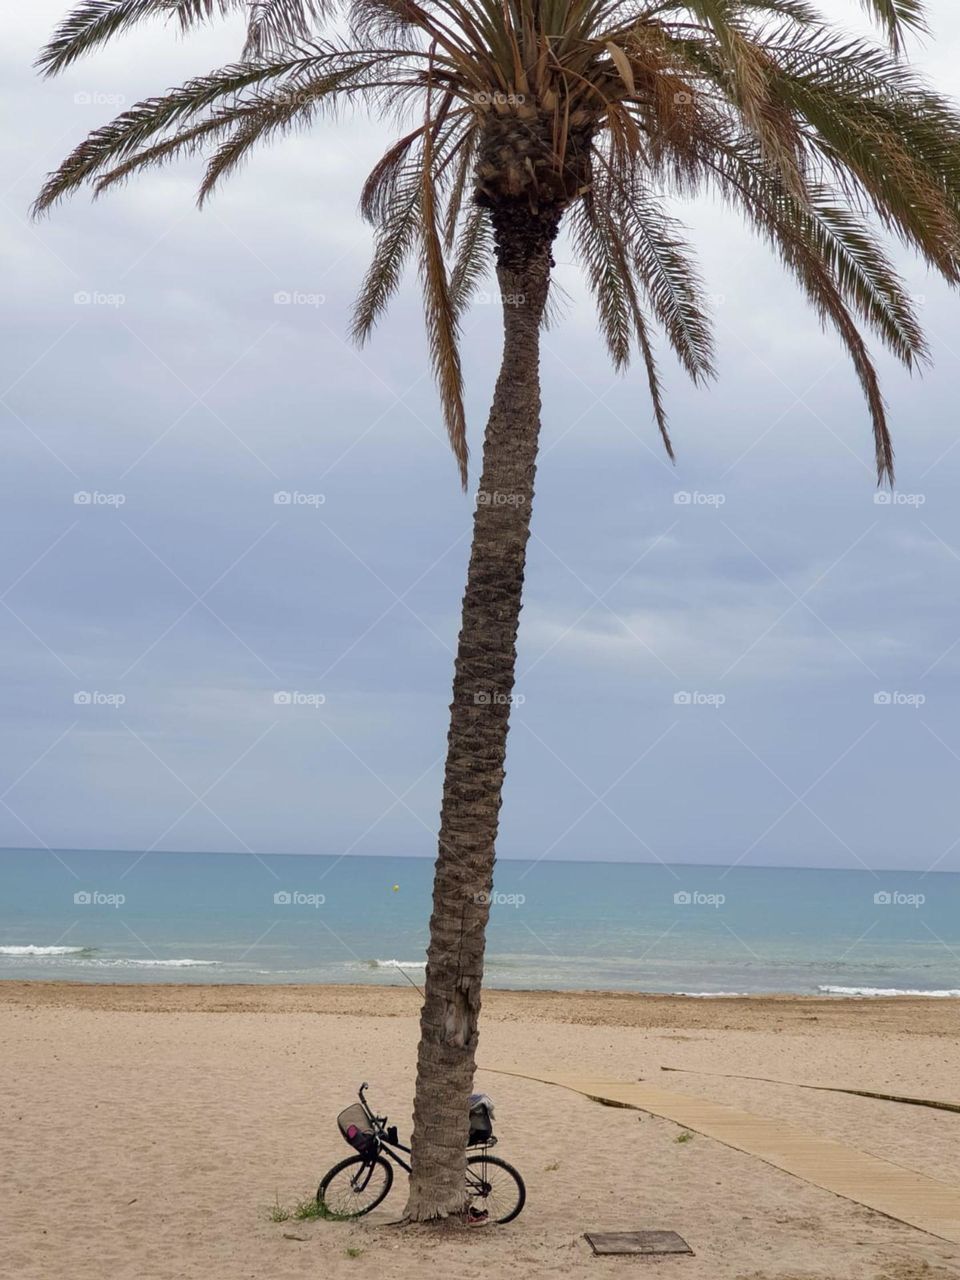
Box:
(2, 1, 960, 873)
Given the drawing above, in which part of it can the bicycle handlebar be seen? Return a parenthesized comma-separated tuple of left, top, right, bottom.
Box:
(358, 1081, 388, 1127)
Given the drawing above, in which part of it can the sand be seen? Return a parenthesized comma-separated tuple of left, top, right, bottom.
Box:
(2, 983, 959, 1280)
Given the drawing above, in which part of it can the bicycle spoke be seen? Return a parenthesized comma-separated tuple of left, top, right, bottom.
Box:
(465, 1156, 523, 1222)
(320, 1159, 391, 1216)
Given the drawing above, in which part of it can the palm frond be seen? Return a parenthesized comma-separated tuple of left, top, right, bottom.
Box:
(449, 204, 494, 320)
(442, 129, 478, 250)
(418, 87, 469, 485)
(572, 193, 675, 458)
(33, 49, 396, 215)
(804, 196, 928, 368)
(571, 194, 635, 371)
(352, 151, 425, 343)
(196, 62, 375, 203)
(607, 175, 716, 383)
(702, 131, 897, 479)
(36, 0, 230, 76)
(36, 0, 333, 76)
(859, 0, 927, 54)
(34, 0, 960, 483)
(243, 1, 330, 56)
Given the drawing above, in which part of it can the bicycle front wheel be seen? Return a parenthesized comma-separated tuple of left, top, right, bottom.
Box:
(317, 1154, 393, 1218)
(465, 1152, 526, 1224)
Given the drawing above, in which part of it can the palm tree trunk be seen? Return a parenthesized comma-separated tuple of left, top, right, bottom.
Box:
(403, 211, 558, 1222)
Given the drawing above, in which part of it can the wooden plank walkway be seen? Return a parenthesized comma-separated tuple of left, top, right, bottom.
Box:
(661, 1064, 960, 1114)
(485, 1067, 960, 1244)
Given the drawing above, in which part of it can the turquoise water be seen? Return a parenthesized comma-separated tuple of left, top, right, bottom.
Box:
(1, 848, 958, 994)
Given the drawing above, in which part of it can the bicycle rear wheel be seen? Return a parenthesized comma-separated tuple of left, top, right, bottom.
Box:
(465, 1152, 525, 1224)
(317, 1154, 393, 1218)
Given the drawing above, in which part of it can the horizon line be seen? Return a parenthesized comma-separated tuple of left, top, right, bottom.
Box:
(0, 845, 954, 877)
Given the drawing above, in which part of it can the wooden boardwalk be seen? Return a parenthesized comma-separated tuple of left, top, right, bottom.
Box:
(485, 1068, 960, 1244)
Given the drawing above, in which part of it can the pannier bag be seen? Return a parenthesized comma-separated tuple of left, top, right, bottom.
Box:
(468, 1093, 495, 1146)
(337, 1103, 377, 1156)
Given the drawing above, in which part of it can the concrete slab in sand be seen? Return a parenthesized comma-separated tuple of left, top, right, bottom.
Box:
(585, 1230, 693, 1256)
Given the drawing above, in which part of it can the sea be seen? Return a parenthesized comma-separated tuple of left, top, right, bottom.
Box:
(1, 848, 958, 996)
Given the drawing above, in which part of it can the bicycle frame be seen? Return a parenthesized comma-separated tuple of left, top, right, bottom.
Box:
(375, 1136, 413, 1173)
(353, 1081, 494, 1177)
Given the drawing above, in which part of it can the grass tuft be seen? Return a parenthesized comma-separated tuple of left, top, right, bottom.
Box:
(311, 1197, 359, 1222)
(268, 1196, 291, 1222)
(293, 1198, 326, 1220)
(270, 1192, 360, 1223)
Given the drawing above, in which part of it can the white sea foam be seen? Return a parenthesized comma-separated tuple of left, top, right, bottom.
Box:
(91, 958, 221, 969)
(818, 984, 960, 998)
(0, 948, 219, 968)
(675, 991, 751, 998)
(0, 945, 88, 956)
(371, 958, 426, 969)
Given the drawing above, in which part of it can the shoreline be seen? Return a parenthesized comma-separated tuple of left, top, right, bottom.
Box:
(2, 979, 958, 1032)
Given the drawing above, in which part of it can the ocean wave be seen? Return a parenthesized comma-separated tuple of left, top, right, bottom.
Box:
(818, 984, 960, 998)
(370, 958, 426, 970)
(0, 944, 89, 956)
(89, 958, 221, 969)
(675, 991, 751, 998)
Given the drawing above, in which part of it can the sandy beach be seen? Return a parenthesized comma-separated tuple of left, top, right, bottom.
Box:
(3, 982, 960, 1280)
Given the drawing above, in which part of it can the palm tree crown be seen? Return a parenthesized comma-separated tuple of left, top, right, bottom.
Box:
(35, 0, 960, 483)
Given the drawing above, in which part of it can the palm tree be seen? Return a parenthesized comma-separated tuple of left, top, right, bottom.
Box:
(35, 0, 960, 1221)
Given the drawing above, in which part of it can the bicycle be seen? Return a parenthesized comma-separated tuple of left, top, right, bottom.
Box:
(317, 1082, 526, 1224)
